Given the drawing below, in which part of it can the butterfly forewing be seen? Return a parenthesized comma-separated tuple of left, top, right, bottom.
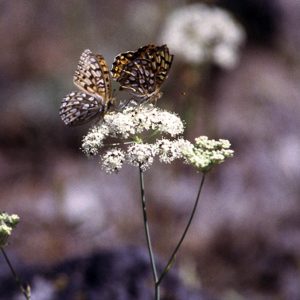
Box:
(152, 45, 174, 86)
(73, 49, 112, 103)
(111, 44, 156, 79)
(111, 51, 135, 79)
(111, 44, 173, 103)
(60, 92, 107, 126)
(118, 59, 156, 98)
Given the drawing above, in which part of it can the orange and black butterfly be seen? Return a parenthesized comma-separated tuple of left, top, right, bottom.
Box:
(111, 44, 174, 104)
(60, 45, 173, 126)
(59, 49, 114, 126)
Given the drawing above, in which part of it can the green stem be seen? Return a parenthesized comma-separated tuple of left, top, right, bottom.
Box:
(1, 247, 31, 300)
(138, 167, 160, 300)
(157, 173, 206, 285)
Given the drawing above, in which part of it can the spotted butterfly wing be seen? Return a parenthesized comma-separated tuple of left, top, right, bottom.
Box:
(59, 92, 107, 126)
(117, 59, 157, 101)
(150, 45, 174, 87)
(74, 49, 112, 102)
(111, 44, 173, 103)
(60, 49, 112, 126)
(111, 44, 155, 79)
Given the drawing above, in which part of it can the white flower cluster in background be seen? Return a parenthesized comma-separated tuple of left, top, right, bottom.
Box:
(82, 106, 234, 174)
(160, 3, 245, 69)
(182, 136, 234, 172)
(0, 212, 20, 247)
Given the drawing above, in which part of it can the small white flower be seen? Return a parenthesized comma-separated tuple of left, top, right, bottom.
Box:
(182, 136, 234, 172)
(125, 105, 185, 136)
(0, 212, 20, 247)
(219, 139, 231, 149)
(101, 148, 126, 174)
(156, 138, 193, 163)
(160, 3, 245, 68)
(185, 148, 212, 170)
(127, 143, 158, 171)
(151, 110, 185, 136)
(82, 124, 110, 156)
(0, 223, 12, 235)
(212, 43, 239, 69)
(104, 108, 138, 138)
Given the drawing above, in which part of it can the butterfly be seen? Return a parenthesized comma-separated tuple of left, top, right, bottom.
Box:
(59, 49, 113, 126)
(111, 44, 174, 104)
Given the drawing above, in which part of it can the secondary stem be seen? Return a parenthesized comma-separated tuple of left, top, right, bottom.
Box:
(1, 247, 31, 300)
(138, 167, 160, 300)
(157, 173, 206, 285)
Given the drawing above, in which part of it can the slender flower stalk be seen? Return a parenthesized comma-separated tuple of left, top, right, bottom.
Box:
(157, 173, 205, 285)
(138, 167, 160, 300)
(0, 212, 30, 300)
(1, 248, 31, 300)
(138, 171, 206, 300)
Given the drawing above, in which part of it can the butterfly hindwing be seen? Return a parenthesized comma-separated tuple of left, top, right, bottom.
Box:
(59, 92, 106, 126)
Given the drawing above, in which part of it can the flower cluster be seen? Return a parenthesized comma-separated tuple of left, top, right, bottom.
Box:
(82, 105, 183, 156)
(182, 136, 234, 172)
(82, 105, 234, 174)
(82, 104, 184, 150)
(160, 3, 245, 69)
(0, 212, 20, 247)
(82, 105, 187, 173)
(156, 138, 193, 164)
(101, 148, 126, 173)
(126, 143, 157, 171)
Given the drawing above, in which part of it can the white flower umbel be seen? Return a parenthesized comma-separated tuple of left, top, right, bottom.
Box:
(82, 124, 110, 156)
(0, 212, 20, 247)
(182, 136, 234, 172)
(160, 3, 245, 69)
(156, 138, 193, 164)
(127, 143, 158, 171)
(82, 105, 185, 173)
(151, 110, 185, 137)
(101, 148, 126, 174)
(102, 106, 184, 139)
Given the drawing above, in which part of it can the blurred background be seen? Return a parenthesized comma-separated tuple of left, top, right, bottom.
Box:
(1, 0, 300, 299)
